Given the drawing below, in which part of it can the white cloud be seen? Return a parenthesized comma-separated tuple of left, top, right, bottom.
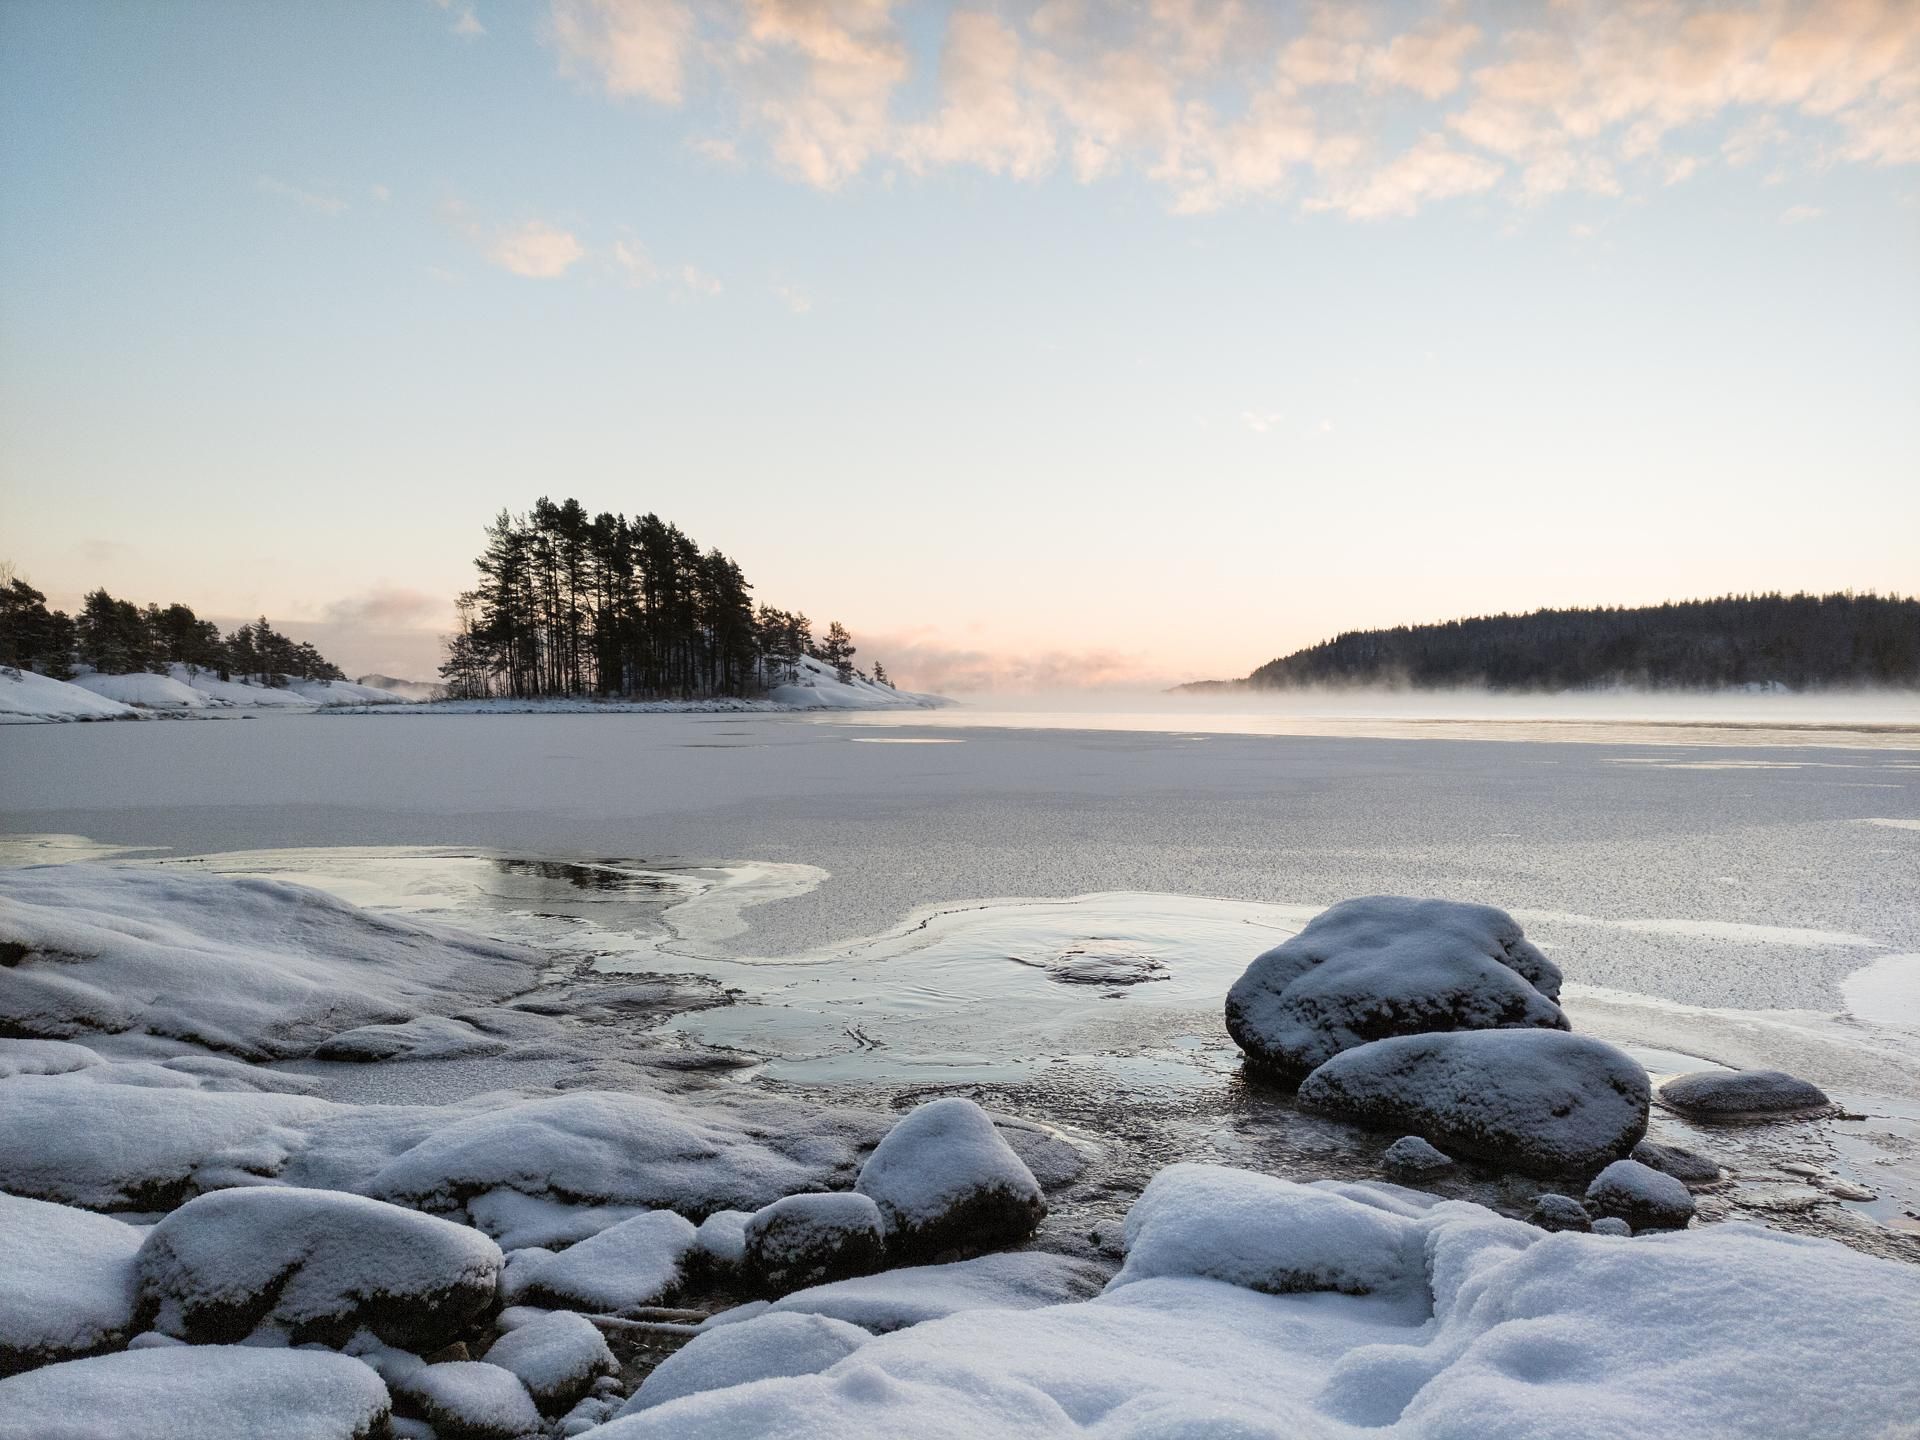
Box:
(1779, 203, 1824, 223)
(453, 7, 485, 39)
(611, 238, 659, 286)
(550, 0, 694, 103)
(1240, 409, 1284, 433)
(487, 220, 584, 278)
(772, 281, 812, 313)
(680, 263, 723, 296)
(257, 176, 347, 215)
(1308, 134, 1502, 219)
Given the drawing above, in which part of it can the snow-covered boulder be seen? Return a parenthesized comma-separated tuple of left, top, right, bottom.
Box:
(739, 1250, 1111, 1334)
(621, 1311, 872, 1416)
(1114, 1164, 1431, 1298)
(1592, 1216, 1633, 1236)
(1586, 1159, 1695, 1231)
(1297, 1028, 1650, 1175)
(0, 1193, 142, 1376)
(694, 1209, 753, 1269)
(389, 1360, 543, 1440)
(467, 1191, 645, 1253)
(1224, 896, 1567, 1078)
(69, 671, 213, 710)
(1380, 1134, 1454, 1181)
(0, 668, 138, 723)
(1658, 1068, 1830, 1119)
(743, 1193, 887, 1292)
(0, 863, 535, 1061)
(134, 1186, 502, 1349)
(483, 1310, 615, 1414)
(0, 1038, 108, 1079)
(853, 1099, 1046, 1258)
(0, 1345, 390, 1440)
(513, 1210, 697, 1315)
(1526, 1193, 1593, 1233)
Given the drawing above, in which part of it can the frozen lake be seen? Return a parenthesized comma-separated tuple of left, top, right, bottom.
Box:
(3, 704, 1918, 1251)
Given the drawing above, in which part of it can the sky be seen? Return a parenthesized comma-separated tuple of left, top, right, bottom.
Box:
(1, 0, 1916, 691)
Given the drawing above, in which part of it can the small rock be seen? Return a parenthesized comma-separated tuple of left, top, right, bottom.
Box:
(391, 1359, 543, 1440)
(694, 1210, 752, 1270)
(1380, 1135, 1454, 1181)
(1591, 1217, 1632, 1237)
(854, 1098, 1046, 1259)
(618, 1311, 871, 1416)
(1631, 1139, 1722, 1184)
(743, 1193, 886, 1293)
(484, 1309, 615, 1414)
(1658, 1069, 1829, 1119)
(515, 1210, 697, 1315)
(1586, 1159, 1695, 1231)
(1527, 1194, 1593, 1233)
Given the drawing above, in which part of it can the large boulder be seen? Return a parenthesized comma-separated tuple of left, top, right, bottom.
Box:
(619, 1312, 871, 1416)
(513, 1210, 697, 1315)
(854, 1099, 1046, 1259)
(0, 1192, 141, 1376)
(0, 1345, 391, 1440)
(1224, 897, 1566, 1078)
(134, 1186, 502, 1349)
(743, 1193, 886, 1293)
(1658, 1069, 1829, 1120)
(1296, 1029, 1650, 1176)
(483, 1310, 615, 1414)
(1586, 1159, 1695, 1231)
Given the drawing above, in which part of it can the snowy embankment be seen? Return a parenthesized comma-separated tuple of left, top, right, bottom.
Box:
(0, 869, 1916, 1437)
(1, 665, 408, 723)
(333, 656, 949, 716)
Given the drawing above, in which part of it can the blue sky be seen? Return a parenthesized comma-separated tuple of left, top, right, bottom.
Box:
(2, 0, 1916, 687)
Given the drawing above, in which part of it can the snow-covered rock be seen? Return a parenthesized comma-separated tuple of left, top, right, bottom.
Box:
(733, 1250, 1111, 1334)
(390, 1360, 543, 1440)
(513, 1210, 697, 1315)
(694, 1209, 752, 1269)
(1297, 1028, 1650, 1175)
(1115, 1164, 1433, 1298)
(0, 1193, 142, 1375)
(1592, 1216, 1633, 1236)
(620, 1312, 871, 1416)
(1526, 1193, 1594, 1233)
(1630, 1139, 1722, 1184)
(853, 1099, 1046, 1258)
(0, 863, 536, 1061)
(0, 668, 139, 723)
(0, 1345, 391, 1440)
(483, 1310, 616, 1414)
(1586, 1159, 1696, 1231)
(569, 1166, 1920, 1440)
(1225, 896, 1567, 1077)
(69, 671, 214, 709)
(1380, 1134, 1455, 1181)
(134, 1186, 502, 1349)
(1658, 1068, 1830, 1119)
(765, 655, 945, 711)
(467, 1191, 646, 1253)
(743, 1193, 887, 1292)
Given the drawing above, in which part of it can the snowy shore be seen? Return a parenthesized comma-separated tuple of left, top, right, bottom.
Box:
(1, 863, 1917, 1438)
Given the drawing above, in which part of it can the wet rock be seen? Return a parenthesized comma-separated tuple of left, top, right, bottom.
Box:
(391, 1359, 543, 1440)
(1658, 1069, 1829, 1120)
(854, 1098, 1046, 1259)
(1380, 1135, 1454, 1182)
(483, 1310, 615, 1414)
(1297, 1029, 1650, 1176)
(1631, 1139, 1722, 1184)
(743, 1193, 886, 1293)
(1527, 1194, 1593, 1233)
(1587, 1159, 1696, 1231)
(134, 1186, 502, 1350)
(1592, 1217, 1633, 1237)
(1225, 896, 1566, 1079)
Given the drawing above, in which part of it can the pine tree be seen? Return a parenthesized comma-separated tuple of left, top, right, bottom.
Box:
(820, 621, 856, 683)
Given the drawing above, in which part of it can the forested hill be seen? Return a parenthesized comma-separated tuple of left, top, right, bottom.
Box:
(1220, 594, 1920, 692)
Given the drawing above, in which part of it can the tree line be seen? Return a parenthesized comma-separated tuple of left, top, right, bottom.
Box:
(0, 569, 344, 685)
(439, 499, 887, 700)
(1231, 593, 1920, 691)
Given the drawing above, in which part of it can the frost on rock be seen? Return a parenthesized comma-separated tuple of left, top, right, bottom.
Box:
(1380, 1135, 1454, 1181)
(739, 1251, 1111, 1334)
(1592, 1216, 1633, 1236)
(1113, 1164, 1436, 1298)
(572, 1166, 1920, 1440)
(1297, 1028, 1651, 1176)
(134, 1186, 502, 1350)
(514, 1210, 698, 1315)
(0, 863, 536, 1060)
(853, 1098, 1046, 1259)
(1586, 1159, 1695, 1231)
(0, 1192, 142, 1376)
(0, 1345, 391, 1440)
(1658, 1068, 1830, 1119)
(390, 1359, 543, 1440)
(483, 1310, 616, 1414)
(743, 1192, 886, 1293)
(1527, 1193, 1594, 1233)
(620, 1311, 872, 1416)
(1224, 896, 1566, 1078)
